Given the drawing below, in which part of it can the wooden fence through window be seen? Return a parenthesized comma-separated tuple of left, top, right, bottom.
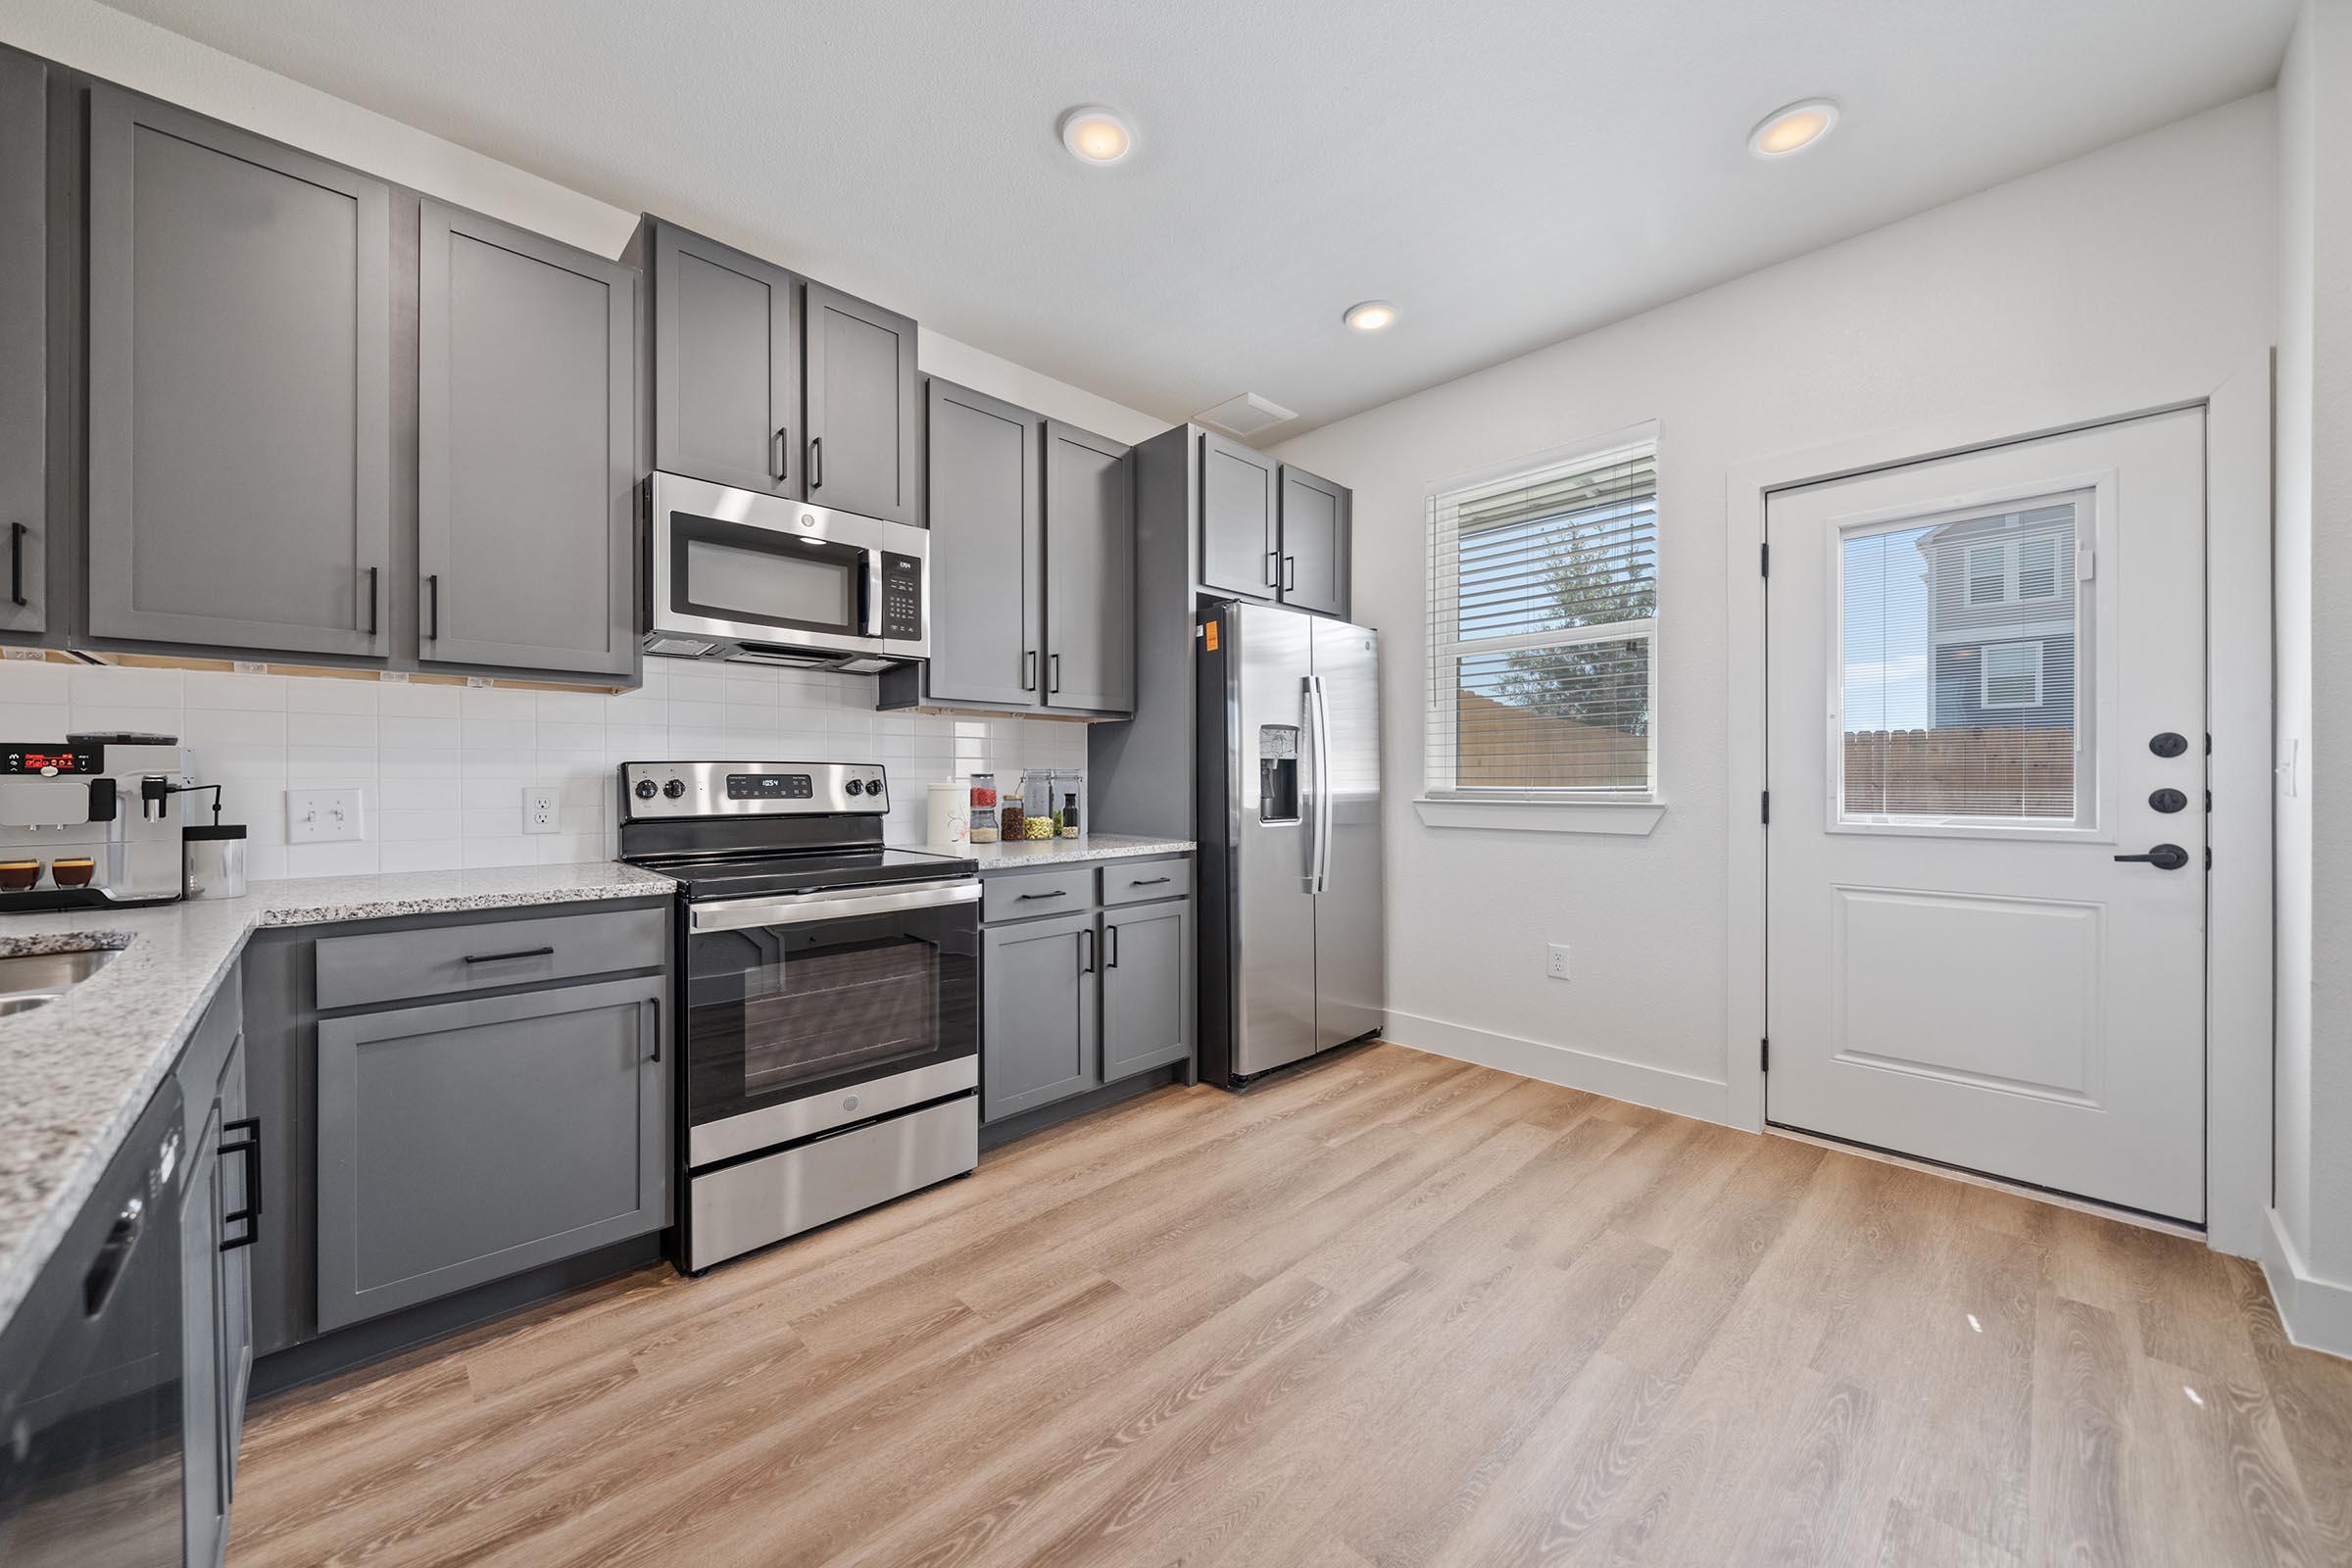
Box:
(1841, 727, 2075, 816)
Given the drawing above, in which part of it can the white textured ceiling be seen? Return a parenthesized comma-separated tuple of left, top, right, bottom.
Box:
(97, 0, 2294, 436)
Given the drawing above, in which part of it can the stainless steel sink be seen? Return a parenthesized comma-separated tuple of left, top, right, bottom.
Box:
(0, 947, 119, 1014)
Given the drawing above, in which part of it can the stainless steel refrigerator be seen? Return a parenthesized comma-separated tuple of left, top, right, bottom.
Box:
(1196, 601, 1385, 1085)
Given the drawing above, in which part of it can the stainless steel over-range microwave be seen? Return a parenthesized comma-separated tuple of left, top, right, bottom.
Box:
(643, 470, 929, 671)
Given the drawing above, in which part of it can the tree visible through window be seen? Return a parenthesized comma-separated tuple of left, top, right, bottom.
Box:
(1426, 435, 1658, 796)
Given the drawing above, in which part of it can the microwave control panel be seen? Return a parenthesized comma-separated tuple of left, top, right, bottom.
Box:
(880, 553, 923, 641)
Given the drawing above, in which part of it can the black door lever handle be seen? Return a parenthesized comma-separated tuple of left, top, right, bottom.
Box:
(2114, 844, 2189, 870)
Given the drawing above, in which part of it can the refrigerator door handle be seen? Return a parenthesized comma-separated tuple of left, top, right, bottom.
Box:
(1308, 675, 1336, 894)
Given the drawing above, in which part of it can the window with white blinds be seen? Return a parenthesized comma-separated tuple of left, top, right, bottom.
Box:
(1426, 434, 1658, 798)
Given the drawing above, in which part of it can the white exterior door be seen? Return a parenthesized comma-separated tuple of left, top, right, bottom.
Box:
(1765, 409, 2206, 1221)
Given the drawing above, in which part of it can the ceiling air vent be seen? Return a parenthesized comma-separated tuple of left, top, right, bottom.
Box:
(1194, 392, 1298, 440)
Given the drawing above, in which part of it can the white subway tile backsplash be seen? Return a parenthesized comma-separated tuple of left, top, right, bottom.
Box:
(377, 682, 461, 717)
(0, 662, 71, 704)
(183, 671, 286, 710)
(287, 678, 380, 715)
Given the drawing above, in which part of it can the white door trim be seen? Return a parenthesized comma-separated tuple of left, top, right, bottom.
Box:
(1723, 353, 2274, 1259)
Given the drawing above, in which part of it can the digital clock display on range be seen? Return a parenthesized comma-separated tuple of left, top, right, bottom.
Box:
(726, 773, 812, 801)
(1, 747, 100, 775)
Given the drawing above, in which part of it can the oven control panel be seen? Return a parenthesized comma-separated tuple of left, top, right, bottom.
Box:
(618, 760, 888, 819)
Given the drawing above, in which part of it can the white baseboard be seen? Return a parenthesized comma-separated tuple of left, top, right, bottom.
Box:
(1382, 1011, 1729, 1125)
(2260, 1207, 2352, 1360)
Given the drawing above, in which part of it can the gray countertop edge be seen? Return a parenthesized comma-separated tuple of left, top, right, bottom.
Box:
(0, 861, 675, 1329)
(951, 834, 1196, 870)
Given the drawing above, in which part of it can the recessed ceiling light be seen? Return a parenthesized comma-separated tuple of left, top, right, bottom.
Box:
(1748, 98, 1840, 158)
(1059, 107, 1135, 166)
(1344, 300, 1397, 332)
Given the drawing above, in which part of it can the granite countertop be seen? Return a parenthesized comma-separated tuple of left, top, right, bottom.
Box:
(0, 861, 672, 1328)
(945, 832, 1195, 870)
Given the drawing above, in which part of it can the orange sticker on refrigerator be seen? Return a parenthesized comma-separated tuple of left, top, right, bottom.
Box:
(1203, 620, 1219, 652)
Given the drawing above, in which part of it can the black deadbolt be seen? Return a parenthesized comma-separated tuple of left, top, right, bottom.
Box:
(2148, 787, 2188, 814)
(2148, 731, 2189, 758)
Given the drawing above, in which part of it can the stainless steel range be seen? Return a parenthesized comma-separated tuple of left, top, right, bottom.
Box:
(617, 760, 980, 1272)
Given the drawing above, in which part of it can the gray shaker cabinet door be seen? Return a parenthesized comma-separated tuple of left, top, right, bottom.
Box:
(1043, 421, 1134, 714)
(1198, 431, 1277, 600)
(981, 910, 1100, 1122)
(923, 378, 1040, 710)
(178, 1095, 226, 1568)
(804, 281, 919, 525)
(417, 202, 638, 677)
(1276, 465, 1348, 619)
(315, 977, 668, 1332)
(651, 221, 800, 496)
(1102, 899, 1191, 1082)
(86, 88, 393, 658)
(0, 50, 44, 635)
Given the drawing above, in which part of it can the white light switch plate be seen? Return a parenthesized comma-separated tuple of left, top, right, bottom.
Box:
(523, 787, 560, 834)
(286, 787, 366, 844)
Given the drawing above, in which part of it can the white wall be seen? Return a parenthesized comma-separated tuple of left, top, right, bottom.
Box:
(1270, 95, 2278, 1119)
(2269, 0, 2352, 1355)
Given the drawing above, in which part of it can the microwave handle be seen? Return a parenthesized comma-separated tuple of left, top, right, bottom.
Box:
(861, 547, 881, 638)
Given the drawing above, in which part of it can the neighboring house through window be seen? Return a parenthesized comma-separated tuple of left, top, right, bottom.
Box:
(1925, 503, 2075, 731)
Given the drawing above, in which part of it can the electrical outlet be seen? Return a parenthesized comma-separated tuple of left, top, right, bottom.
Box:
(1547, 943, 1572, 981)
(523, 787, 561, 835)
(286, 788, 366, 844)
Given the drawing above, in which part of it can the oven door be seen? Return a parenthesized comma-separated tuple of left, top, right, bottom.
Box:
(682, 880, 980, 1166)
(650, 471, 884, 656)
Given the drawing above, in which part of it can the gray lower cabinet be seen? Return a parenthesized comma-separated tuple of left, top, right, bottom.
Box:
(804, 281, 919, 525)
(1276, 464, 1348, 619)
(417, 201, 638, 678)
(315, 975, 667, 1333)
(175, 981, 249, 1568)
(0, 48, 44, 636)
(647, 219, 801, 496)
(1199, 431, 1279, 601)
(980, 909, 1099, 1121)
(1102, 898, 1191, 1081)
(922, 378, 1041, 709)
(86, 87, 393, 659)
(1044, 420, 1135, 712)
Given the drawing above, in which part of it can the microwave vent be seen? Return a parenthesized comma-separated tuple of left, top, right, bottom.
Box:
(645, 633, 720, 659)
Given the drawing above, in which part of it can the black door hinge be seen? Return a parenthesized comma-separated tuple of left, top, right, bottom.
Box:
(1760, 790, 1770, 824)
(1760, 1038, 1770, 1072)
(2205, 845, 2213, 870)
(1760, 542, 1770, 577)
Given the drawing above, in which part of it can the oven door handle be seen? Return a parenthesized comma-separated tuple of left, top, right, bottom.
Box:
(688, 879, 982, 933)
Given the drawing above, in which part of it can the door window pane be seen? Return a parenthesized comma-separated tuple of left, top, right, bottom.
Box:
(1839, 496, 2083, 822)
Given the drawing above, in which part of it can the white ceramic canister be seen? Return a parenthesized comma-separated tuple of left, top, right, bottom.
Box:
(926, 780, 970, 846)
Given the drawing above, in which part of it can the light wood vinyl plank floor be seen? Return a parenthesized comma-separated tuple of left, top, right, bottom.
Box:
(228, 1044, 2352, 1567)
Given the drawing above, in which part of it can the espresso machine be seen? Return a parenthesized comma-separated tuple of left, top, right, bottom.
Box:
(0, 734, 196, 910)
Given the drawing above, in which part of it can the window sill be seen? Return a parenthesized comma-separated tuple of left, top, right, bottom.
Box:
(1413, 797, 1666, 836)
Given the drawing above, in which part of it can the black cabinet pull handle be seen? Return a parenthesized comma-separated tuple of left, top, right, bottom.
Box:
(644, 997, 662, 1062)
(220, 1115, 263, 1251)
(1265, 549, 1280, 586)
(774, 426, 789, 483)
(1023, 650, 1037, 692)
(1016, 890, 1066, 901)
(1050, 653, 1061, 694)
(462, 945, 556, 963)
(366, 565, 380, 637)
(1105, 923, 1119, 968)
(1283, 556, 1296, 592)
(8, 522, 24, 609)
(1128, 875, 1171, 887)
(2114, 844, 2190, 871)
(1080, 927, 1095, 974)
(809, 436, 823, 489)
(425, 573, 440, 640)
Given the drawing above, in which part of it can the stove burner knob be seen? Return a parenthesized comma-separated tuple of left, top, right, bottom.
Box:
(662, 778, 686, 800)
(633, 779, 658, 801)
(844, 778, 864, 796)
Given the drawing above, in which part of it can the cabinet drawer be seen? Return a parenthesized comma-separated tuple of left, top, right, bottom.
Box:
(1101, 857, 1191, 906)
(315, 905, 665, 1009)
(981, 865, 1098, 923)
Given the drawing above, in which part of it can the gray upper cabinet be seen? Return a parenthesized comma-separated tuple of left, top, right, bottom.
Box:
(1199, 431, 1278, 600)
(417, 202, 637, 678)
(981, 910, 1099, 1122)
(1277, 464, 1348, 618)
(86, 88, 393, 658)
(1044, 420, 1134, 713)
(650, 220, 800, 496)
(0, 50, 44, 636)
(804, 281, 918, 524)
(1102, 896, 1191, 1083)
(315, 975, 668, 1332)
(923, 378, 1041, 709)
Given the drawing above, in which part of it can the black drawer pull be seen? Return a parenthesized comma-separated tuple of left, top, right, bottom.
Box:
(1126, 875, 1171, 887)
(1015, 890, 1067, 902)
(462, 945, 556, 964)
(9, 521, 25, 609)
(220, 1115, 263, 1252)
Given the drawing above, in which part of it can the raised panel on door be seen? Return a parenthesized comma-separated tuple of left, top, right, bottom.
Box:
(418, 202, 637, 677)
(86, 89, 392, 657)
(179, 1097, 226, 1568)
(652, 221, 800, 495)
(981, 911, 1099, 1121)
(0, 50, 44, 635)
(1102, 900, 1189, 1081)
(1278, 465, 1348, 618)
(804, 281, 918, 524)
(1199, 431, 1278, 599)
(315, 977, 667, 1332)
(1044, 420, 1134, 712)
(215, 1033, 253, 1479)
(924, 378, 1040, 709)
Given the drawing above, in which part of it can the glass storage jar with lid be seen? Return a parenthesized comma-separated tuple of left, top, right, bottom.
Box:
(968, 772, 1000, 843)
